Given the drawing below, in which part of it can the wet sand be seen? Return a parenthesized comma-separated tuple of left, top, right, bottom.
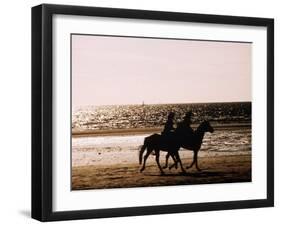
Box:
(72, 154, 251, 190)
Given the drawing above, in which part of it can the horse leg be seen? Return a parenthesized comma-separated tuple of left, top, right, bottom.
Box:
(140, 147, 153, 172)
(174, 151, 186, 173)
(155, 150, 165, 175)
(163, 153, 170, 169)
(168, 154, 178, 170)
(186, 151, 196, 169)
(172, 154, 178, 169)
(194, 151, 201, 171)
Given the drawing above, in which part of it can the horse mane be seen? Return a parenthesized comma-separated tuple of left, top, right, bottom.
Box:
(195, 120, 209, 133)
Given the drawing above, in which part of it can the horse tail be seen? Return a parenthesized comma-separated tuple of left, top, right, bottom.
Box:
(139, 138, 148, 165)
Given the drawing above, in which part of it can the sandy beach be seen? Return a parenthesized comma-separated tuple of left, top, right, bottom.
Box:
(72, 154, 251, 190)
(71, 125, 251, 190)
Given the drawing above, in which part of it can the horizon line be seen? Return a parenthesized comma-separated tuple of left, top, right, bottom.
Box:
(73, 100, 252, 109)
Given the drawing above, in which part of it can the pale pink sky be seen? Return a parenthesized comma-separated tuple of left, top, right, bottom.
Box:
(72, 34, 251, 108)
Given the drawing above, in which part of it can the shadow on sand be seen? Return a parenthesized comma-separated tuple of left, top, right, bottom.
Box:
(145, 170, 237, 177)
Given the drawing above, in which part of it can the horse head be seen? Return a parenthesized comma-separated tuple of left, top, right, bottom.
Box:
(200, 120, 214, 133)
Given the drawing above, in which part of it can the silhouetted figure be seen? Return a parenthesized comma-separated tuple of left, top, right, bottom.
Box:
(139, 120, 214, 175)
(175, 111, 194, 140)
(161, 112, 175, 135)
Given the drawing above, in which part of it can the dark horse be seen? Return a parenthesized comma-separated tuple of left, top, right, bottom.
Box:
(139, 121, 214, 175)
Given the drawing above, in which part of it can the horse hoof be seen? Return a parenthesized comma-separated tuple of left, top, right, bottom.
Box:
(160, 171, 165, 176)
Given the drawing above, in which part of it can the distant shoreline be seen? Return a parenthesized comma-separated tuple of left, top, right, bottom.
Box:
(72, 122, 251, 137)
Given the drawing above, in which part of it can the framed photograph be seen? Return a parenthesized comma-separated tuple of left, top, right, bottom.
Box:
(32, 4, 274, 221)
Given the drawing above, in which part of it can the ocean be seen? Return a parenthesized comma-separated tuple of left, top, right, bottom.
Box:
(72, 102, 251, 167)
(72, 102, 251, 131)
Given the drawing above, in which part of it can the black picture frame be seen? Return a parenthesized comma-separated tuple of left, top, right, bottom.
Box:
(32, 3, 274, 222)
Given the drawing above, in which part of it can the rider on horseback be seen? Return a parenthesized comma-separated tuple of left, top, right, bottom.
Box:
(161, 112, 175, 136)
(175, 111, 194, 140)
